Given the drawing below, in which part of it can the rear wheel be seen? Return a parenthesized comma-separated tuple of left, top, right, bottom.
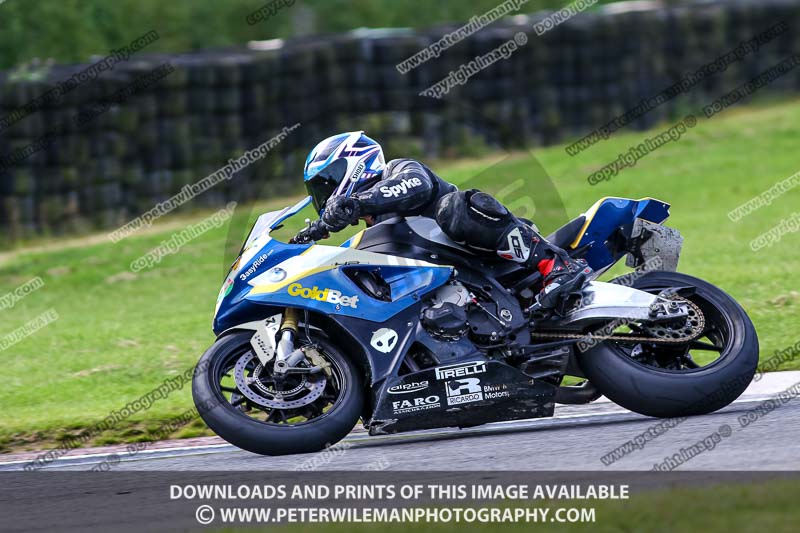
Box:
(192, 331, 364, 456)
(577, 271, 758, 418)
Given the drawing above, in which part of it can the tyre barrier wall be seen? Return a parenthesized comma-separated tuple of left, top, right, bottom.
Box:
(0, 0, 798, 244)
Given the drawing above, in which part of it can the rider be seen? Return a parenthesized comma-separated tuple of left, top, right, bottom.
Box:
(292, 131, 592, 309)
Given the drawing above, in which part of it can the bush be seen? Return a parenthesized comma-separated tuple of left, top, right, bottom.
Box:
(0, 0, 617, 69)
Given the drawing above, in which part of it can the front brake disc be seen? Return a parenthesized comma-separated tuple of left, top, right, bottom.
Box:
(232, 352, 326, 409)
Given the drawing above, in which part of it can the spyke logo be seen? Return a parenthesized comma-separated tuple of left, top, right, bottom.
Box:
(380, 176, 422, 198)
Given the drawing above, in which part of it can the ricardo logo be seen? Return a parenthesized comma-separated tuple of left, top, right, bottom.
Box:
(287, 283, 359, 308)
(445, 378, 484, 406)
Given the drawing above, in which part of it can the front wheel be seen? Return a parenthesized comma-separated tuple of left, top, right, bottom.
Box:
(577, 271, 758, 418)
(192, 331, 364, 456)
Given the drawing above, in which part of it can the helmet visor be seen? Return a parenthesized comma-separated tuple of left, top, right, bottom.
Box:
(306, 158, 348, 213)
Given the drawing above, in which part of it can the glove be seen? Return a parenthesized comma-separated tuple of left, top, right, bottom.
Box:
(290, 219, 330, 244)
(321, 196, 361, 232)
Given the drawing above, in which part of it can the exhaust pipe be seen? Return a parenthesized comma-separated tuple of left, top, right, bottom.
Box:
(555, 380, 602, 405)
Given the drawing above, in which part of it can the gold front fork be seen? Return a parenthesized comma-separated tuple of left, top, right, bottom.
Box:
(280, 307, 300, 333)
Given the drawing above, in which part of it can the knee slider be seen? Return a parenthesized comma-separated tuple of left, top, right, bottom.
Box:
(436, 190, 518, 251)
(467, 191, 509, 223)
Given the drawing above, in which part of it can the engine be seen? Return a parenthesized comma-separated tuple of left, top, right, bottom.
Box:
(421, 282, 508, 345)
(422, 303, 468, 340)
(418, 281, 566, 382)
(421, 283, 470, 341)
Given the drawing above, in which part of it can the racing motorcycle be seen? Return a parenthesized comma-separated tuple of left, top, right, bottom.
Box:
(192, 196, 758, 456)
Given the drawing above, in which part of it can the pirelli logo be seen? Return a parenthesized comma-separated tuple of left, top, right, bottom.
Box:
(434, 361, 487, 380)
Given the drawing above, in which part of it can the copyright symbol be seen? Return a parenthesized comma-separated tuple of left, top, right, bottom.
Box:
(196, 505, 215, 525)
(684, 114, 697, 127)
(719, 424, 732, 437)
(515, 32, 528, 46)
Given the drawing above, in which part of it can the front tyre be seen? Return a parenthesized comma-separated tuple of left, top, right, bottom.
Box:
(577, 271, 758, 418)
(192, 331, 364, 456)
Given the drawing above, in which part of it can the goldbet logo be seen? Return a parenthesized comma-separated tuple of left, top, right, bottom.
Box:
(288, 283, 359, 308)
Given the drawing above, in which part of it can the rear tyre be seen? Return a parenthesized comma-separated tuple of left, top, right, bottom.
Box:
(192, 331, 364, 456)
(577, 271, 758, 418)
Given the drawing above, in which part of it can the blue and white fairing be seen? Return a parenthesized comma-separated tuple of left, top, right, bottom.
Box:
(213, 196, 453, 336)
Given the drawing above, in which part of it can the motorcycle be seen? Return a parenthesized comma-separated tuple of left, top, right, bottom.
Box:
(192, 195, 759, 455)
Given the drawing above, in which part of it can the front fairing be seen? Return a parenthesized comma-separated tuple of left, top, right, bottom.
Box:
(213, 197, 313, 334)
(212, 195, 453, 335)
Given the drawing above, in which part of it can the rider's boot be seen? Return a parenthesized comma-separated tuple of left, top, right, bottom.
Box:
(496, 222, 592, 310)
(534, 254, 592, 309)
(434, 189, 592, 310)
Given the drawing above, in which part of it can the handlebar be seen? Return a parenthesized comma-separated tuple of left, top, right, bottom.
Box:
(290, 219, 330, 244)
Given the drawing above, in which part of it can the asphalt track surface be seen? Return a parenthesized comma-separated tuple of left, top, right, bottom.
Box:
(3, 372, 798, 472)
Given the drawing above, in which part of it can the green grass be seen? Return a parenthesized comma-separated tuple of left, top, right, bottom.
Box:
(1, 98, 799, 452)
(225, 477, 800, 533)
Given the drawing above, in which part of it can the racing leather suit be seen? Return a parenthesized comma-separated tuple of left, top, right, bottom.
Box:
(298, 158, 591, 307)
